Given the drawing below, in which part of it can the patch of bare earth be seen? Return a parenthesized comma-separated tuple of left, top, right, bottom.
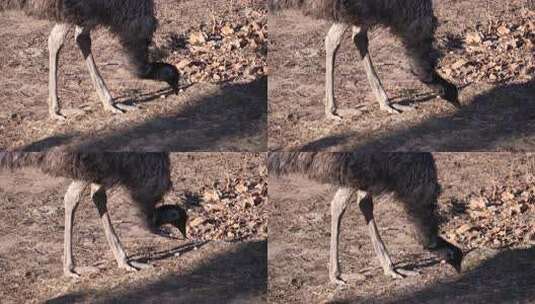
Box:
(0, 153, 267, 303)
(0, 0, 267, 151)
(268, 153, 535, 303)
(268, 0, 534, 151)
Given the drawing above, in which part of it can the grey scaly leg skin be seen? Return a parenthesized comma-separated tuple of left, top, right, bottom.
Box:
(329, 187, 355, 285)
(90, 184, 151, 271)
(351, 27, 414, 114)
(63, 181, 90, 278)
(324, 23, 350, 120)
(358, 191, 418, 279)
(48, 24, 70, 120)
(74, 26, 128, 114)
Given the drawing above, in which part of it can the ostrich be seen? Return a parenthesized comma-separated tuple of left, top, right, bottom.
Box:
(268, 152, 463, 284)
(0, 151, 187, 278)
(0, 0, 180, 120)
(268, 0, 460, 119)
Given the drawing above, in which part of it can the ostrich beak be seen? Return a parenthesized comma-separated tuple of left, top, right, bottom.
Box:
(177, 219, 188, 239)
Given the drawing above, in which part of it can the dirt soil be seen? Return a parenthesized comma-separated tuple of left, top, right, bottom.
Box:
(0, 153, 267, 303)
(268, 0, 534, 152)
(268, 153, 535, 303)
(0, 0, 267, 152)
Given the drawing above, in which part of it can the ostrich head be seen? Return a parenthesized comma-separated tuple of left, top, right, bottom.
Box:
(434, 236, 464, 273)
(148, 62, 180, 94)
(153, 204, 188, 238)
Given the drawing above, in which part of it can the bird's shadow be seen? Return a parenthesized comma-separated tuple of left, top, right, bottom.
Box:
(130, 240, 210, 263)
(113, 82, 194, 106)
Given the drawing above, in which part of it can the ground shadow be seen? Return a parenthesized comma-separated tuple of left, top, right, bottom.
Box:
(334, 246, 535, 303)
(393, 257, 442, 274)
(390, 91, 440, 107)
(17, 134, 76, 151)
(114, 87, 175, 106)
(113, 81, 194, 106)
(20, 77, 267, 152)
(300, 79, 535, 151)
(45, 240, 267, 304)
(130, 240, 209, 264)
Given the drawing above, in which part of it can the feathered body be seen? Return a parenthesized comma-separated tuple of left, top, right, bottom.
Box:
(0, 151, 171, 226)
(0, 151, 187, 276)
(269, 0, 438, 72)
(268, 152, 439, 201)
(0, 0, 157, 33)
(0, 0, 179, 116)
(268, 0, 460, 111)
(268, 152, 442, 247)
(269, 0, 435, 32)
(1, 0, 158, 76)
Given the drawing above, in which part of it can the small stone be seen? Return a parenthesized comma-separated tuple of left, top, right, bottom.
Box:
(457, 224, 473, 234)
(221, 24, 234, 36)
(497, 25, 510, 36)
(189, 31, 206, 45)
(469, 197, 488, 209)
(451, 59, 467, 70)
(466, 32, 483, 44)
(501, 191, 515, 202)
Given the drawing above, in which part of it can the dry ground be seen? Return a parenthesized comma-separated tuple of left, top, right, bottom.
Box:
(0, 0, 267, 151)
(268, 0, 534, 151)
(0, 153, 267, 303)
(268, 153, 535, 303)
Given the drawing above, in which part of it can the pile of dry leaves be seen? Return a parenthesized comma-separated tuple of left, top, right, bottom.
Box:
(167, 7, 267, 84)
(442, 184, 535, 250)
(440, 8, 534, 84)
(185, 176, 267, 241)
